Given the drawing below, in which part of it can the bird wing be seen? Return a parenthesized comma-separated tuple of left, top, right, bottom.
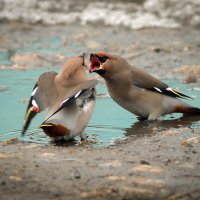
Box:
(131, 67, 192, 99)
(41, 79, 98, 124)
(22, 72, 57, 135)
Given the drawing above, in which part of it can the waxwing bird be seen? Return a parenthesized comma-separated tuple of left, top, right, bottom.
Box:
(22, 54, 98, 141)
(89, 52, 200, 121)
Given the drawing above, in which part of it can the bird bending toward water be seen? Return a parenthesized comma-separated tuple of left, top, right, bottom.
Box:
(89, 52, 200, 121)
(22, 54, 97, 141)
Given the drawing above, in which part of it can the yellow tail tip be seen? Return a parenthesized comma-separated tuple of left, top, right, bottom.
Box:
(39, 123, 54, 128)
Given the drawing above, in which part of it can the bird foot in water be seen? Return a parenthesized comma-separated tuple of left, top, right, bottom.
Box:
(137, 116, 148, 121)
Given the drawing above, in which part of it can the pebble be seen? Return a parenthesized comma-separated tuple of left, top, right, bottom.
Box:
(0, 86, 9, 92)
(74, 169, 81, 179)
(181, 136, 200, 147)
(184, 75, 197, 84)
(3, 138, 19, 145)
(183, 46, 191, 52)
(140, 160, 150, 165)
(150, 46, 171, 53)
(20, 98, 28, 104)
(1, 180, 6, 185)
(174, 65, 200, 75)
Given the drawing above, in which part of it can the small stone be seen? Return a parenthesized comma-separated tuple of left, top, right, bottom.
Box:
(1, 180, 6, 185)
(184, 75, 197, 84)
(181, 136, 200, 147)
(53, 193, 61, 197)
(81, 192, 88, 198)
(174, 65, 200, 76)
(180, 140, 193, 147)
(153, 48, 161, 53)
(164, 159, 171, 165)
(140, 160, 150, 165)
(74, 169, 81, 179)
(3, 138, 19, 145)
(20, 98, 28, 104)
(0, 86, 9, 92)
(150, 46, 171, 53)
(183, 46, 191, 52)
(175, 160, 180, 164)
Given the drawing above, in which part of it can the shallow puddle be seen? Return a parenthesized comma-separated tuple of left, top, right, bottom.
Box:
(0, 69, 200, 146)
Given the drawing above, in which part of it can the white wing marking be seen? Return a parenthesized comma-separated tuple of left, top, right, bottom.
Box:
(32, 99, 39, 109)
(31, 87, 38, 96)
(75, 90, 82, 98)
(61, 98, 69, 105)
(154, 87, 162, 93)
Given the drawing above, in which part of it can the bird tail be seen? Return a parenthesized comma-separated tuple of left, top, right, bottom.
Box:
(175, 106, 200, 115)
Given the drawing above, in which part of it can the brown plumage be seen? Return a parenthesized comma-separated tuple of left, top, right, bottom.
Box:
(22, 55, 98, 141)
(89, 52, 200, 120)
(40, 124, 70, 138)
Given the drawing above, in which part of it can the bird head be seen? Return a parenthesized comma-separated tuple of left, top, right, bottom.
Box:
(58, 53, 88, 85)
(89, 52, 127, 79)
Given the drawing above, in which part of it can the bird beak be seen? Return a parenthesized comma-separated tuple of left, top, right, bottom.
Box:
(22, 101, 40, 136)
(89, 53, 106, 75)
(79, 52, 86, 68)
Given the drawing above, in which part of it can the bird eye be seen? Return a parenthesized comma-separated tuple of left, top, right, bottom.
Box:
(98, 56, 109, 63)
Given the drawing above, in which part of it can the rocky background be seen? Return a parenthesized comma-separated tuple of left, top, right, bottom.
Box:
(0, 0, 199, 28)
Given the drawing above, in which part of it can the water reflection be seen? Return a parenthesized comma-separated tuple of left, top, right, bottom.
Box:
(1, 115, 200, 147)
(125, 115, 200, 137)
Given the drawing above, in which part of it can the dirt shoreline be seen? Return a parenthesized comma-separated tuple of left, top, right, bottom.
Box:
(1, 128, 200, 200)
(0, 22, 200, 200)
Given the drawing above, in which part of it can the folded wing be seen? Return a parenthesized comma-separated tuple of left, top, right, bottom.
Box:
(131, 67, 192, 99)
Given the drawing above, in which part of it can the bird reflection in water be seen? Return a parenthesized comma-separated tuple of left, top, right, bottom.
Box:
(125, 115, 200, 137)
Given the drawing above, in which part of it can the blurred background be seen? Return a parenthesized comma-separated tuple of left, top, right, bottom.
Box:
(0, 0, 199, 29)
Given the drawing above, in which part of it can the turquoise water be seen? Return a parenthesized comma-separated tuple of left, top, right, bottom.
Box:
(0, 69, 200, 146)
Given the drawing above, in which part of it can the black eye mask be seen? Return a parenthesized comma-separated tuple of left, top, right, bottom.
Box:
(96, 55, 109, 64)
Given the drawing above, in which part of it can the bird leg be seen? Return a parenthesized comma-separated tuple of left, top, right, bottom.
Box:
(148, 110, 163, 121)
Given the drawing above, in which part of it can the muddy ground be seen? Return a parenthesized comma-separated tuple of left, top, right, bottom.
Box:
(0, 22, 200, 200)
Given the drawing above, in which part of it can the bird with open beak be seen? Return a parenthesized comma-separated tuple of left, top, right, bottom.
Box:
(22, 54, 98, 141)
(89, 52, 200, 121)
